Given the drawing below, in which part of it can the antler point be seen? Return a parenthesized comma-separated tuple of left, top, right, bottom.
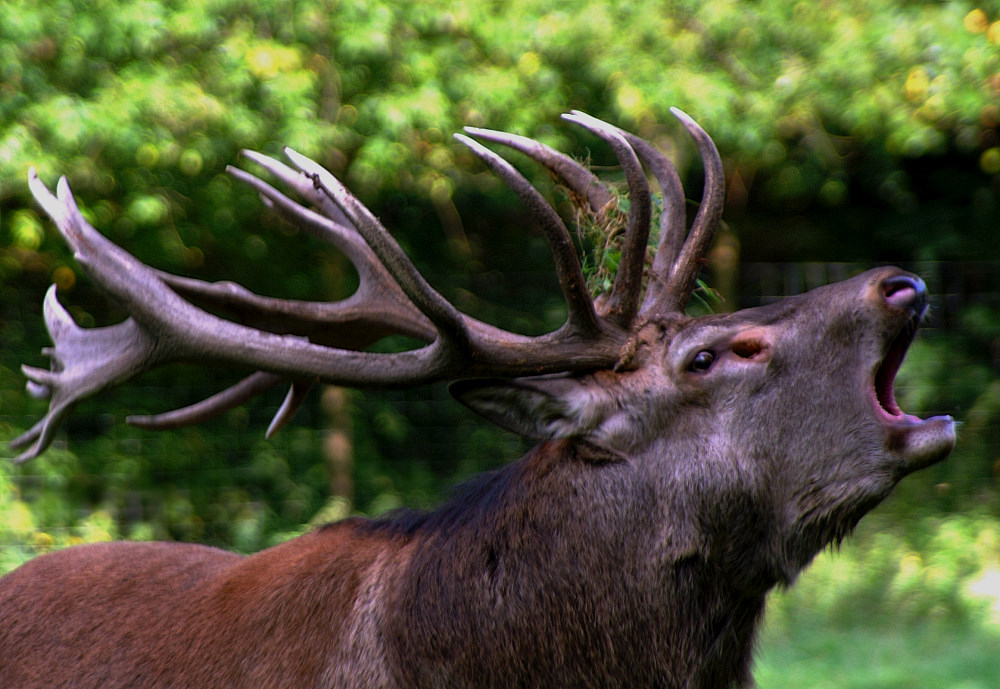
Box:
(55, 175, 72, 198)
(453, 132, 482, 151)
(12, 449, 40, 465)
(462, 126, 503, 138)
(669, 107, 701, 133)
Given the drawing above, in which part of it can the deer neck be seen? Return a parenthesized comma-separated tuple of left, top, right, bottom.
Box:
(366, 440, 768, 688)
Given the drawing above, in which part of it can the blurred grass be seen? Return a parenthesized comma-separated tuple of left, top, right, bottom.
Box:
(757, 623, 999, 689)
(756, 512, 1000, 688)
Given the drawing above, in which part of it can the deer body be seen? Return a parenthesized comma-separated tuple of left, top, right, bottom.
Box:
(0, 112, 955, 688)
(2, 442, 763, 689)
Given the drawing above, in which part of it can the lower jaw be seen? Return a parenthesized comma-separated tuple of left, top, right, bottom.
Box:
(885, 415, 956, 472)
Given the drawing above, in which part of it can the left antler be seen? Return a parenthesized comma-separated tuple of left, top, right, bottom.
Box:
(11, 110, 724, 462)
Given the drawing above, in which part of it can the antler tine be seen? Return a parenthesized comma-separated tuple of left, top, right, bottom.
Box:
(455, 132, 603, 337)
(30, 172, 162, 320)
(127, 371, 284, 430)
(622, 133, 687, 313)
(11, 284, 158, 463)
(281, 147, 472, 352)
(265, 381, 313, 438)
(224, 159, 435, 341)
(125, 156, 439, 439)
(562, 111, 652, 328)
(127, 372, 311, 440)
(227, 161, 362, 261)
(461, 127, 615, 218)
(644, 108, 725, 316)
(238, 149, 354, 229)
(155, 270, 436, 345)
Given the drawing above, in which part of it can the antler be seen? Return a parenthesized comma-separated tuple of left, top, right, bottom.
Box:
(11, 110, 724, 462)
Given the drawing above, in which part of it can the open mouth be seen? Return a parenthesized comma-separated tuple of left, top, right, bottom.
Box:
(869, 306, 955, 473)
(871, 319, 922, 425)
(864, 270, 955, 468)
(870, 309, 955, 469)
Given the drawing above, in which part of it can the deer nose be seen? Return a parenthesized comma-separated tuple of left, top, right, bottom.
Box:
(881, 273, 927, 314)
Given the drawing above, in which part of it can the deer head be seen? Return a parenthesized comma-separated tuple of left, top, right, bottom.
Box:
(2, 110, 955, 689)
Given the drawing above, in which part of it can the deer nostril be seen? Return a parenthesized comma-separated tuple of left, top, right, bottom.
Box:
(881, 274, 927, 313)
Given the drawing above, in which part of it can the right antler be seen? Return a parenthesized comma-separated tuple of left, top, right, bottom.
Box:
(11, 109, 723, 462)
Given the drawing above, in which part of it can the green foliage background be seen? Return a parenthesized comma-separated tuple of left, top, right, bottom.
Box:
(1, 1, 999, 686)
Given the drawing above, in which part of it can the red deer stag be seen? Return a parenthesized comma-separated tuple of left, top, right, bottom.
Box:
(0, 110, 955, 689)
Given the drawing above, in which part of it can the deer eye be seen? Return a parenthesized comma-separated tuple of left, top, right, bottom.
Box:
(689, 350, 715, 372)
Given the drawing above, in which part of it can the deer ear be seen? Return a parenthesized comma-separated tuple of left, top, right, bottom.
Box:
(449, 378, 596, 440)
